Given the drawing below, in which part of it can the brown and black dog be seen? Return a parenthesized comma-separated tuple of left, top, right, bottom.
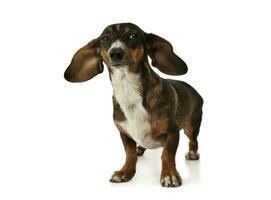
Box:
(64, 23, 203, 187)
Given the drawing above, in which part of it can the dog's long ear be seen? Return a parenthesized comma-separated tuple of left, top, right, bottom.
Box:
(145, 33, 188, 75)
(64, 39, 103, 82)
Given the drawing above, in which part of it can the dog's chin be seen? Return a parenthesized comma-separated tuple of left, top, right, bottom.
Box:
(110, 64, 128, 69)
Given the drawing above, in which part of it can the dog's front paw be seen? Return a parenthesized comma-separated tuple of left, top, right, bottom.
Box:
(185, 151, 200, 160)
(110, 169, 135, 183)
(160, 172, 182, 187)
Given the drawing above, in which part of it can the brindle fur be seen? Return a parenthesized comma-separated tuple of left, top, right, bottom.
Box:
(64, 23, 203, 187)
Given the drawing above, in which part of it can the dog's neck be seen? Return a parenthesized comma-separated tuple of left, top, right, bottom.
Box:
(109, 65, 142, 97)
(108, 60, 160, 93)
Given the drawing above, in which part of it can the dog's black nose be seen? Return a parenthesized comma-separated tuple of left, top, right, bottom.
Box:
(109, 48, 125, 62)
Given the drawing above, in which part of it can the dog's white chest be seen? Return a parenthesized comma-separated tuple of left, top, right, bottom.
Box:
(110, 68, 160, 149)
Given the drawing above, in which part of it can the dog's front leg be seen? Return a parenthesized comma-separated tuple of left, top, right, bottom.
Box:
(110, 132, 137, 183)
(160, 131, 182, 187)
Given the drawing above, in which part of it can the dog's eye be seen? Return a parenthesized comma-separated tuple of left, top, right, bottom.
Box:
(129, 33, 138, 39)
(101, 35, 109, 41)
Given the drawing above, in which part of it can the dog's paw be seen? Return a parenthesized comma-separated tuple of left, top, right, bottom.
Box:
(185, 151, 200, 160)
(136, 146, 146, 156)
(110, 170, 135, 183)
(160, 173, 182, 187)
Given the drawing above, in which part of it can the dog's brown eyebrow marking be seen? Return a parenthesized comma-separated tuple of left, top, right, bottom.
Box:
(123, 26, 137, 35)
(102, 26, 113, 34)
(123, 26, 130, 33)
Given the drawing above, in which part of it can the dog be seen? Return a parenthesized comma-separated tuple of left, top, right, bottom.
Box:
(64, 23, 203, 187)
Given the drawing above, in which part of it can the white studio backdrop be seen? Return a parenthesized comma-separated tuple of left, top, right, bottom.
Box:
(0, 0, 271, 199)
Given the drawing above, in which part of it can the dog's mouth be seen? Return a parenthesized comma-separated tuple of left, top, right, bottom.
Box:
(110, 63, 128, 68)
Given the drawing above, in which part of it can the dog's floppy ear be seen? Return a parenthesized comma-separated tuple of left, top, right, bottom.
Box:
(145, 33, 188, 75)
(64, 39, 103, 82)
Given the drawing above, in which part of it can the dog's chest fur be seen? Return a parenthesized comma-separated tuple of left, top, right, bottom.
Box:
(110, 68, 161, 149)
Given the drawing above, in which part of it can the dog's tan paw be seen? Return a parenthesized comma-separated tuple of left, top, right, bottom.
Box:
(110, 170, 135, 183)
(160, 174, 182, 187)
(185, 151, 200, 160)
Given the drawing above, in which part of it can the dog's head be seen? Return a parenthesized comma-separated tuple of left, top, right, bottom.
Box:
(64, 23, 188, 82)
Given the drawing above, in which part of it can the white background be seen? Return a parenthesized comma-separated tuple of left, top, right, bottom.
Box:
(0, 0, 271, 199)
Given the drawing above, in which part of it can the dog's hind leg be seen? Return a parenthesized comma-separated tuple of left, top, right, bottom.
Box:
(183, 110, 202, 160)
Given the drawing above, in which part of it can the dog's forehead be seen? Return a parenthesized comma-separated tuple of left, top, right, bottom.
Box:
(102, 23, 144, 35)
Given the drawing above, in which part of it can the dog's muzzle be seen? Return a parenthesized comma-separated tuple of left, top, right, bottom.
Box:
(109, 48, 125, 63)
